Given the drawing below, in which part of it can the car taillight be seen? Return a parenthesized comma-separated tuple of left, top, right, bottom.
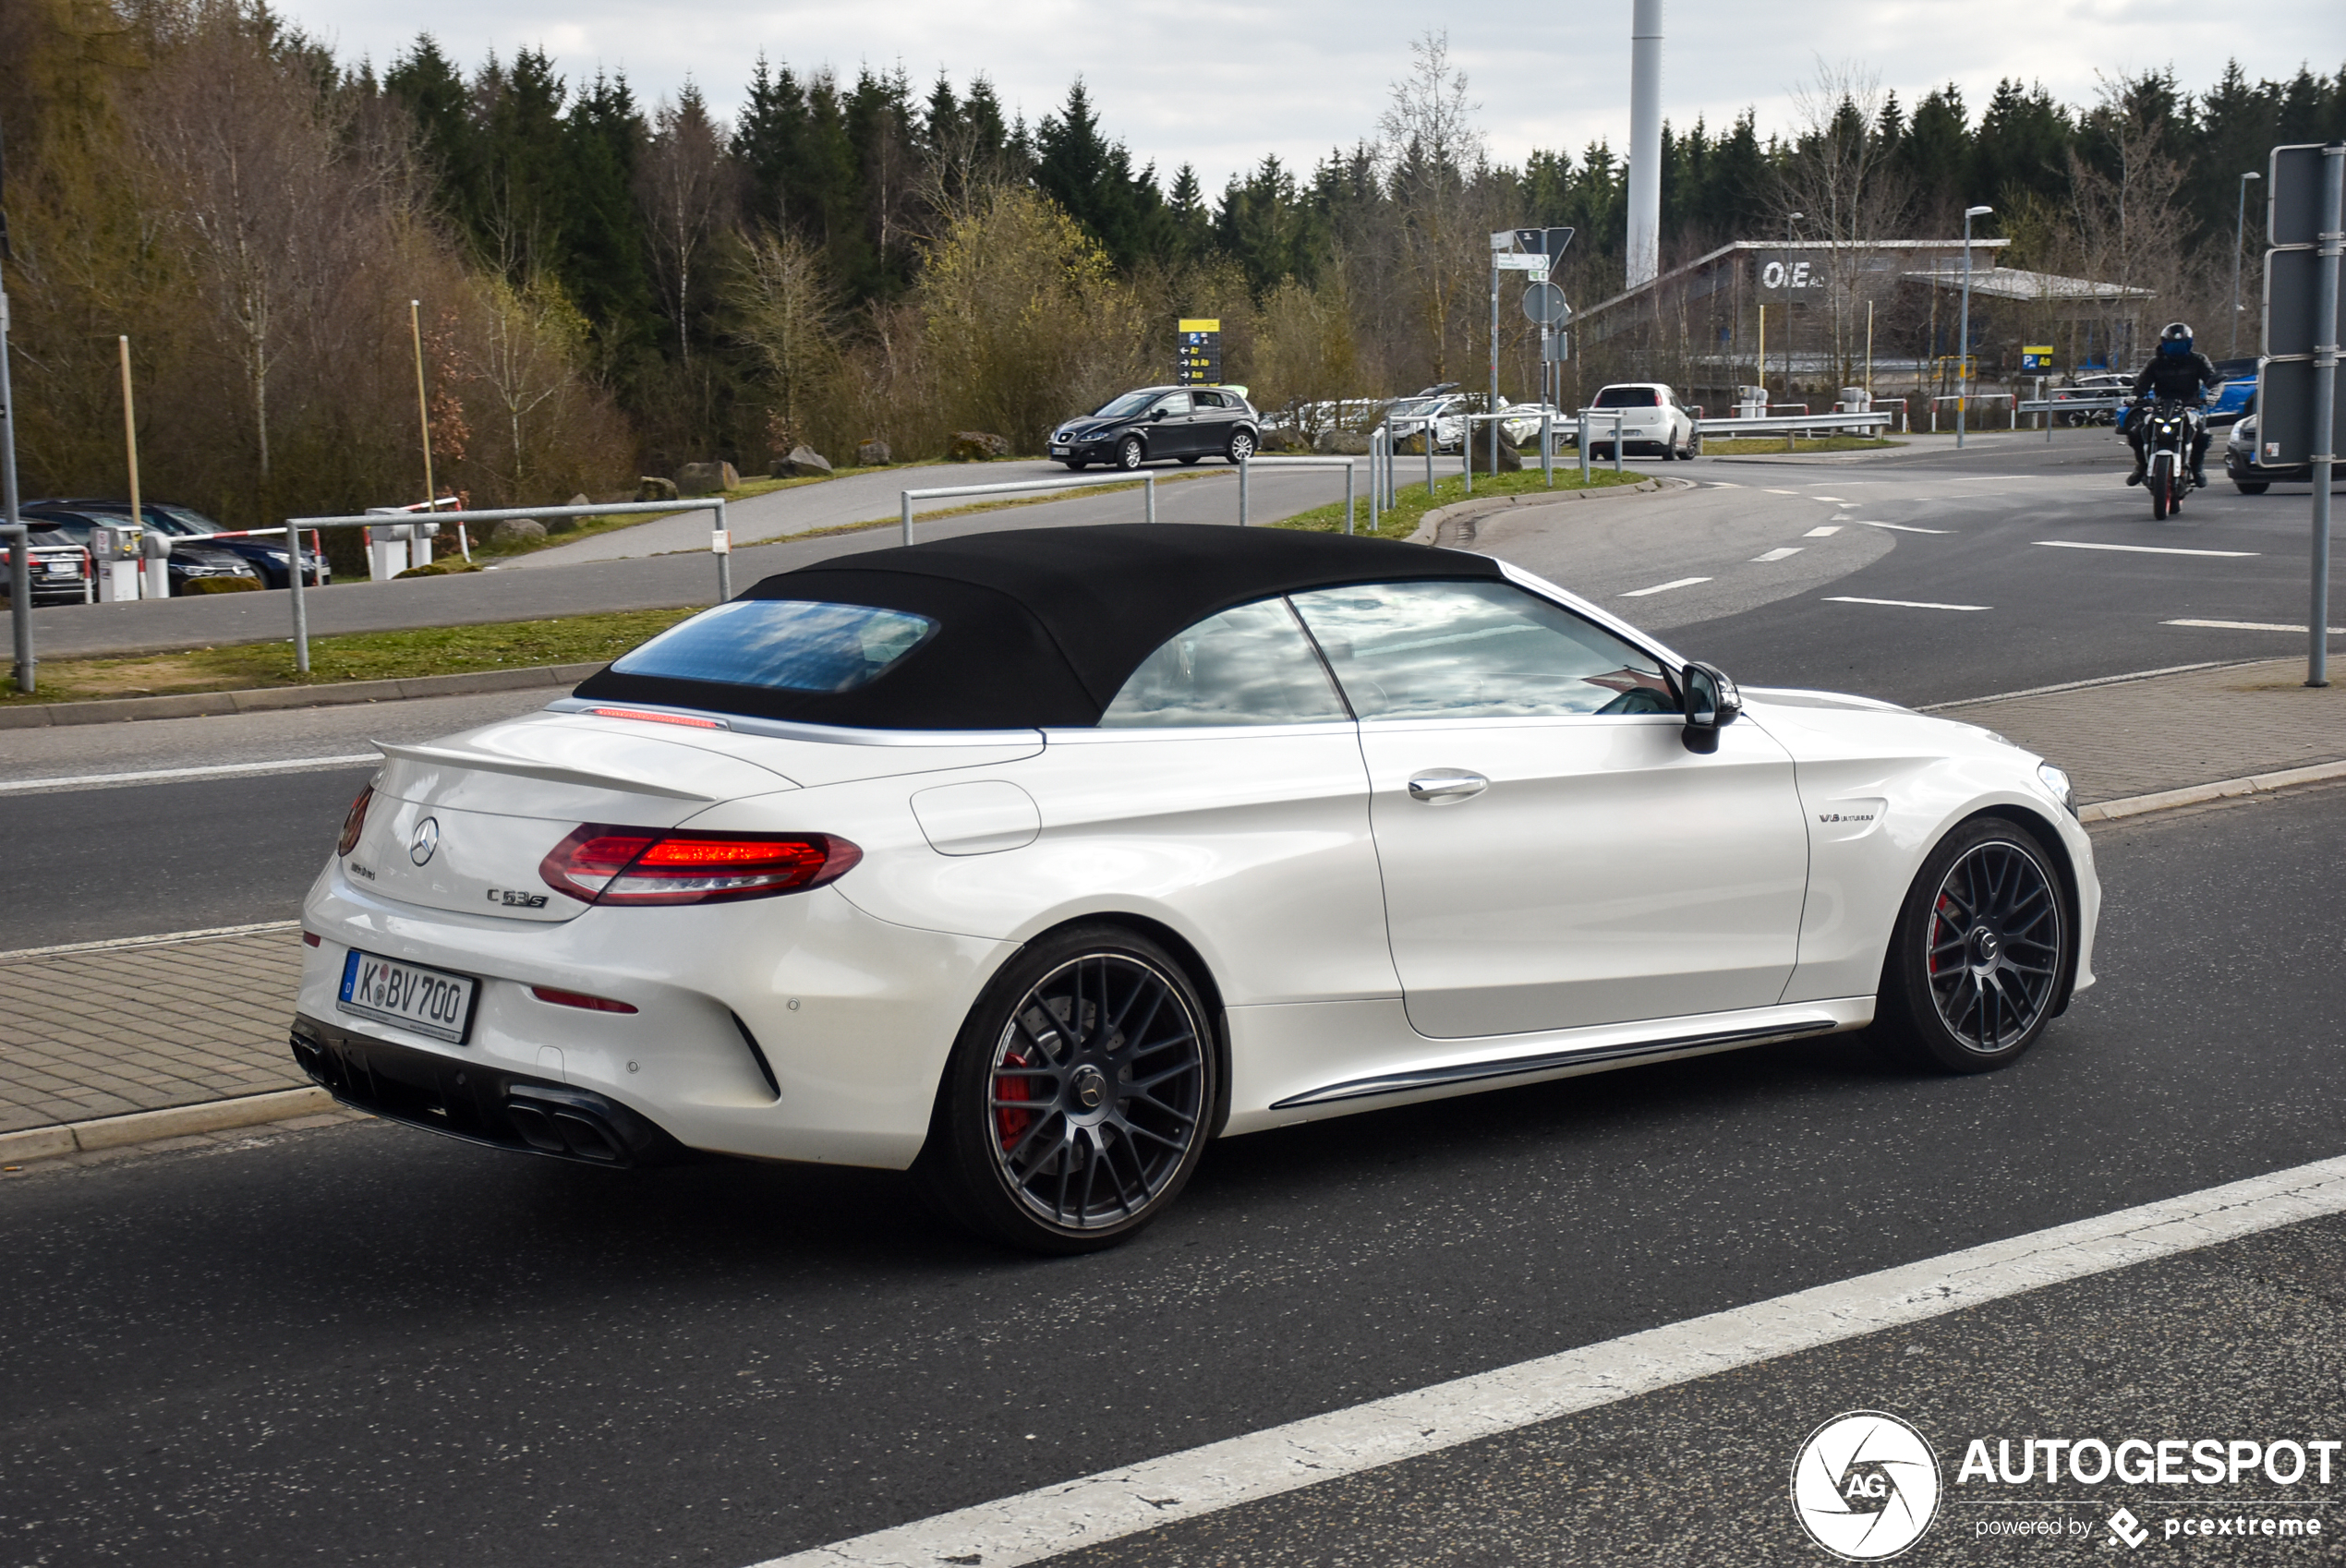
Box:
(538, 826, 862, 907)
(337, 784, 373, 857)
(531, 985, 638, 1013)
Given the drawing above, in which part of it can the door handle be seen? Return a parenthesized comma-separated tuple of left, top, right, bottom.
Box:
(1407, 772, 1489, 802)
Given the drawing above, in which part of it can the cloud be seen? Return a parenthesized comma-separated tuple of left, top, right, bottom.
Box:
(315, 0, 2341, 188)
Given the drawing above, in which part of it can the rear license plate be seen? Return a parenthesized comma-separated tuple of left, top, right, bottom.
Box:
(338, 949, 478, 1043)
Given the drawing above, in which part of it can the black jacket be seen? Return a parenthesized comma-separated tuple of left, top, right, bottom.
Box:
(2134, 348, 2223, 404)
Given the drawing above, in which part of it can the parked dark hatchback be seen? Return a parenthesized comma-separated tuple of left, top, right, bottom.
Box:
(1050, 386, 1260, 470)
(22, 506, 261, 595)
(32, 499, 329, 587)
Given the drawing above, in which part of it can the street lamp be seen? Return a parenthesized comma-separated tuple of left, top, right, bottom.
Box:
(2231, 170, 2262, 357)
(1956, 204, 1992, 450)
(1781, 212, 1802, 401)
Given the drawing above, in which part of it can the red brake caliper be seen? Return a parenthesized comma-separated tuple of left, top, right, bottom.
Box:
(1930, 895, 1958, 978)
(994, 1051, 1032, 1150)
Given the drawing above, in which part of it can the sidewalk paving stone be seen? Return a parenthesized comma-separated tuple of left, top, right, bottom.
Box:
(0, 654, 2339, 1142)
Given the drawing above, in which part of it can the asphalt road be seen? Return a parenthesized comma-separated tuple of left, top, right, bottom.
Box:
(3, 779, 2342, 1566)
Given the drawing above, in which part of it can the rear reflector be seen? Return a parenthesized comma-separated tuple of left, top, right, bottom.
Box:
(336, 784, 373, 858)
(530, 985, 639, 1014)
(585, 706, 729, 730)
(302, 932, 322, 947)
(538, 826, 862, 907)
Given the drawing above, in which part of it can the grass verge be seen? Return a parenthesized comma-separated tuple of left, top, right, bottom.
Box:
(1273, 465, 1651, 540)
(0, 607, 700, 705)
(1698, 435, 1904, 455)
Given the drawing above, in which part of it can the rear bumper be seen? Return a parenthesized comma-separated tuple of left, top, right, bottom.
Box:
(291, 1012, 683, 1166)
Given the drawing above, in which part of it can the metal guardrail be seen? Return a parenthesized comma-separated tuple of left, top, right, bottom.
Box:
(276, 499, 734, 674)
(1236, 455, 1356, 531)
(898, 471, 1167, 547)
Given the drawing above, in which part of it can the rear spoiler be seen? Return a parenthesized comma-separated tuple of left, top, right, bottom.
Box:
(371, 741, 718, 802)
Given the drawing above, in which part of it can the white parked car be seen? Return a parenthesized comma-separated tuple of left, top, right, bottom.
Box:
(1584, 382, 1699, 460)
(293, 525, 2098, 1252)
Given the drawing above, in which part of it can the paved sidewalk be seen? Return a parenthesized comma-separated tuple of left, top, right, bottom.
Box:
(0, 656, 2339, 1149)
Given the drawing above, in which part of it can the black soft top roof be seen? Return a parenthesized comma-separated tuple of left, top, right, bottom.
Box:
(573, 523, 1503, 730)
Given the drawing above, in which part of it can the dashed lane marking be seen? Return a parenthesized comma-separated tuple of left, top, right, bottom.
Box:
(1804, 525, 1843, 537)
(1856, 521, 1952, 535)
(1750, 547, 1804, 562)
(1619, 577, 1713, 597)
(1763, 488, 1800, 495)
(1824, 596, 1991, 611)
(2165, 619, 2344, 633)
(2036, 540, 2259, 558)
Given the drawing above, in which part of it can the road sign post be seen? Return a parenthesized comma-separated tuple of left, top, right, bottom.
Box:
(1177, 319, 1221, 386)
(2260, 142, 2346, 687)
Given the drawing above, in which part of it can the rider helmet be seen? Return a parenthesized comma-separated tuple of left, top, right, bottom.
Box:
(2159, 321, 2195, 355)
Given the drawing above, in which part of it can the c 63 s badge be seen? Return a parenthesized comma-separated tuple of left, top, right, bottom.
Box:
(487, 888, 549, 910)
(1793, 1410, 1941, 1559)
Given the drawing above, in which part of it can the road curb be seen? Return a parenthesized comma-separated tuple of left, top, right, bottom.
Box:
(0, 661, 605, 730)
(1410, 476, 1687, 546)
(2078, 758, 2346, 823)
(0, 1086, 333, 1165)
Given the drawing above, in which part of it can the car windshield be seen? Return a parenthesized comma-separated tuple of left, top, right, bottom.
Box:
(1092, 391, 1159, 420)
(1385, 398, 1445, 417)
(1593, 386, 1661, 407)
(611, 599, 938, 693)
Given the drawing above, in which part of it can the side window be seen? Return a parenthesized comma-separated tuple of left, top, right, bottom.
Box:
(1191, 390, 1227, 409)
(1288, 580, 1675, 720)
(1099, 598, 1350, 728)
(1156, 391, 1192, 416)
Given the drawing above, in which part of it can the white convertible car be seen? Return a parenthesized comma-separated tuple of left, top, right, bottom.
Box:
(292, 525, 2097, 1251)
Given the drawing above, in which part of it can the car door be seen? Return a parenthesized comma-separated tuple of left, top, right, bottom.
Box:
(1149, 390, 1196, 458)
(1289, 579, 1811, 1040)
(1189, 389, 1231, 455)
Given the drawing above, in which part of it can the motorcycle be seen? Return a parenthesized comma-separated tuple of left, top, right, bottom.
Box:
(2137, 398, 2201, 520)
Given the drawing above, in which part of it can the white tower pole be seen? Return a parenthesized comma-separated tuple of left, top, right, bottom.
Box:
(1626, 0, 1664, 289)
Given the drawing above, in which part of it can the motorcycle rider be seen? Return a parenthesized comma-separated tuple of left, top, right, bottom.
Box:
(2124, 321, 2223, 488)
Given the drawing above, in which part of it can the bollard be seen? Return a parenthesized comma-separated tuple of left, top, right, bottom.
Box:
(1144, 473, 1155, 525)
(1579, 412, 1591, 483)
(1368, 431, 1380, 536)
(1344, 461, 1356, 537)
(711, 496, 732, 602)
(1614, 412, 1625, 474)
(1239, 457, 1250, 525)
(1542, 411, 1554, 488)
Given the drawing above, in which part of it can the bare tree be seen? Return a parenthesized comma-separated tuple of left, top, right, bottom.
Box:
(1377, 31, 1487, 383)
(463, 266, 591, 499)
(2067, 72, 2190, 361)
(728, 225, 840, 447)
(1773, 58, 1910, 390)
(638, 81, 735, 363)
(128, 5, 393, 514)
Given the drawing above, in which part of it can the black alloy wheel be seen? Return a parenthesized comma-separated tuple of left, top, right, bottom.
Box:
(1063, 459, 1088, 471)
(1874, 818, 2070, 1073)
(1226, 428, 1256, 464)
(918, 926, 1218, 1252)
(1178, 453, 1203, 465)
(2236, 480, 2270, 495)
(1117, 435, 1146, 471)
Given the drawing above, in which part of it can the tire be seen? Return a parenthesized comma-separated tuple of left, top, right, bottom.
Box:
(2150, 462, 2170, 520)
(915, 925, 1220, 1253)
(1226, 428, 1256, 464)
(2168, 469, 2184, 513)
(1062, 460, 1088, 471)
(1872, 817, 2071, 1074)
(2236, 480, 2270, 495)
(1117, 435, 1145, 471)
(1178, 453, 1202, 465)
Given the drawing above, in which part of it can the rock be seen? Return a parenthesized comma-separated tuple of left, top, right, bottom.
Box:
(636, 476, 679, 502)
(855, 439, 891, 466)
(568, 493, 590, 507)
(769, 445, 833, 479)
(490, 518, 546, 548)
(948, 430, 1011, 462)
(395, 558, 484, 577)
(1314, 429, 1372, 455)
(1391, 430, 1430, 456)
(545, 515, 580, 534)
(1485, 438, 1525, 473)
(179, 576, 265, 595)
(677, 461, 740, 496)
(1260, 428, 1311, 453)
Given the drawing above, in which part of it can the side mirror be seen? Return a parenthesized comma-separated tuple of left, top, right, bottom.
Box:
(1680, 661, 1742, 754)
(1151, 407, 1167, 421)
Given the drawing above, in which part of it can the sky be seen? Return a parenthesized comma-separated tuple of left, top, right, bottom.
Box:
(306, 0, 2345, 190)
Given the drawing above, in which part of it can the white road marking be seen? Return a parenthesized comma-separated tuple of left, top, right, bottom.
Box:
(0, 754, 379, 794)
(2165, 619, 2344, 633)
(1803, 525, 1843, 537)
(1855, 520, 1951, 534)
(1825, 596, 1991, 611)
(748, 1154, 2346, 1568)
(0, 920, 302, 963)
(1619, 576, 1712, 597)
(1810, 496, 1851, 503)
(1763, 488, 1800, 495)
(1750, 547, 1804, 562)
(2036, 540, 2259, 558)
(1704, 481, 1746, 488)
